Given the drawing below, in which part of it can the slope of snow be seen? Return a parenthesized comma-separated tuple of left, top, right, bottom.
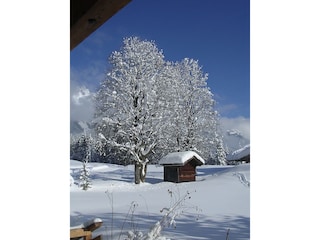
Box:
(70, 160, 250, 239)
(227, 144, 250, 160)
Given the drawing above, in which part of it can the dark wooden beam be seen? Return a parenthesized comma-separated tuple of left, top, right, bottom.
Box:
(70, 0, 132, 50)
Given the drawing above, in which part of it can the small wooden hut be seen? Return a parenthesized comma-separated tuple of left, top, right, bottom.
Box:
(159, 151, 205, 183)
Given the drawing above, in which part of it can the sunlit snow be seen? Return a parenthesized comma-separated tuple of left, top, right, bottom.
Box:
(70, 160, 250, 239)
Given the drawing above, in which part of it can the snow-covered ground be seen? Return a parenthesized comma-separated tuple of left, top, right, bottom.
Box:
(70, 160, 250, 239)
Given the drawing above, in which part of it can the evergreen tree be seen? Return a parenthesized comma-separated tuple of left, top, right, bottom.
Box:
(70, 135, 91, 161)
(210, 111, 228, 165)
(211, 131, 227, 165)
(79, 135, 93, 190)
(79, 159, 91, 190)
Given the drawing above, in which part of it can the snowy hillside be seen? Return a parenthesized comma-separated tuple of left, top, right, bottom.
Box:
(227, 144, 250, 161)
(70, 161, 250, 239)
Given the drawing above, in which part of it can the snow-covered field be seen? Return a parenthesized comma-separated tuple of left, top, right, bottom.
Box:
(70, 160, 250, 239)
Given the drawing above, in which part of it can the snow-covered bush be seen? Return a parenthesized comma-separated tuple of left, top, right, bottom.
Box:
(79, 160, 91, 190)
(123, 187, 200, 240)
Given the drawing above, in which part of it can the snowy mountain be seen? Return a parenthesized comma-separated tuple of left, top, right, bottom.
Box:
(227, 144, 250, 161)
(70, 121, 93, 136)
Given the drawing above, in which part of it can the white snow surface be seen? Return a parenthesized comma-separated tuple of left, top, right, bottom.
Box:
(70, 217, 102, 230)
(70, 160, 250, 239)
(226, 144, 250, 161)
(158, 151, 205, 165)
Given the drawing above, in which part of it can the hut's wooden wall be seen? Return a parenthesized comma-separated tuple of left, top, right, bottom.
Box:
(179, 162, 196, 182)
(164, 166, 178, 182)
(163, 162, 197, 183)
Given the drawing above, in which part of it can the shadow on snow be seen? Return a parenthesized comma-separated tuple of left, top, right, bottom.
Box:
(70, 211, 249, 240)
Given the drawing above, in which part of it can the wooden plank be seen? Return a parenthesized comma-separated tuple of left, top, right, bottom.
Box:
(70, 228, 92, 239)
(178, 161, 197, 182)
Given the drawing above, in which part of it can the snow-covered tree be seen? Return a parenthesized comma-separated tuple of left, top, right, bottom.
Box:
(212, 132, 227, 165)
(79, 159, 91, 190)
(208, 111, 228, 165)
(79, 135, 93, 190)
(94, 37, 165, 184)
(70, 134, 91, 161)
(94, 36, 227, 178)
(156, 58, 218, 160)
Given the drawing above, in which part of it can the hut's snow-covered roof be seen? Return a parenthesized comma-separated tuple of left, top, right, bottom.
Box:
(226, 144, 250, 161)
(159, 151, 205, 166)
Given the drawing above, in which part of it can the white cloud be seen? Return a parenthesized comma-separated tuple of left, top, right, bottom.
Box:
(72, 87, 91, 105)
(70, 73, 95, 122)
(70, 61, 107, 122)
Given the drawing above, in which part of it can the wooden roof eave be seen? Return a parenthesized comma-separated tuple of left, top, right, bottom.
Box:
(70, 0, 132, 50)
(160, 158, 204, 167)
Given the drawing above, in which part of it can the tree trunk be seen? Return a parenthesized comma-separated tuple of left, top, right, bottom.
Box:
(134, 162, 147, 184)
(134, 163, 141, 184)
(141, 163, 147, 182)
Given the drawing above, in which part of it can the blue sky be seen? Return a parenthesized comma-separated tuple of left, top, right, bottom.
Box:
(71, 0, 250, 119)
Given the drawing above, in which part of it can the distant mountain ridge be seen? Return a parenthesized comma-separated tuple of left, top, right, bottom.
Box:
(70, 121, 93, 136)
(70, 121, 249, 156)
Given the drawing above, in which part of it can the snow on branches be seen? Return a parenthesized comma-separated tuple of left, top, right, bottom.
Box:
(94, 36, 226, 183)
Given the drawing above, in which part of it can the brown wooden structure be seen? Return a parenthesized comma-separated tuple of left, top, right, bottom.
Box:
(70, 0, 132, 50)
(159, 151, 205, 183)
(70, 218, 103, 240)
